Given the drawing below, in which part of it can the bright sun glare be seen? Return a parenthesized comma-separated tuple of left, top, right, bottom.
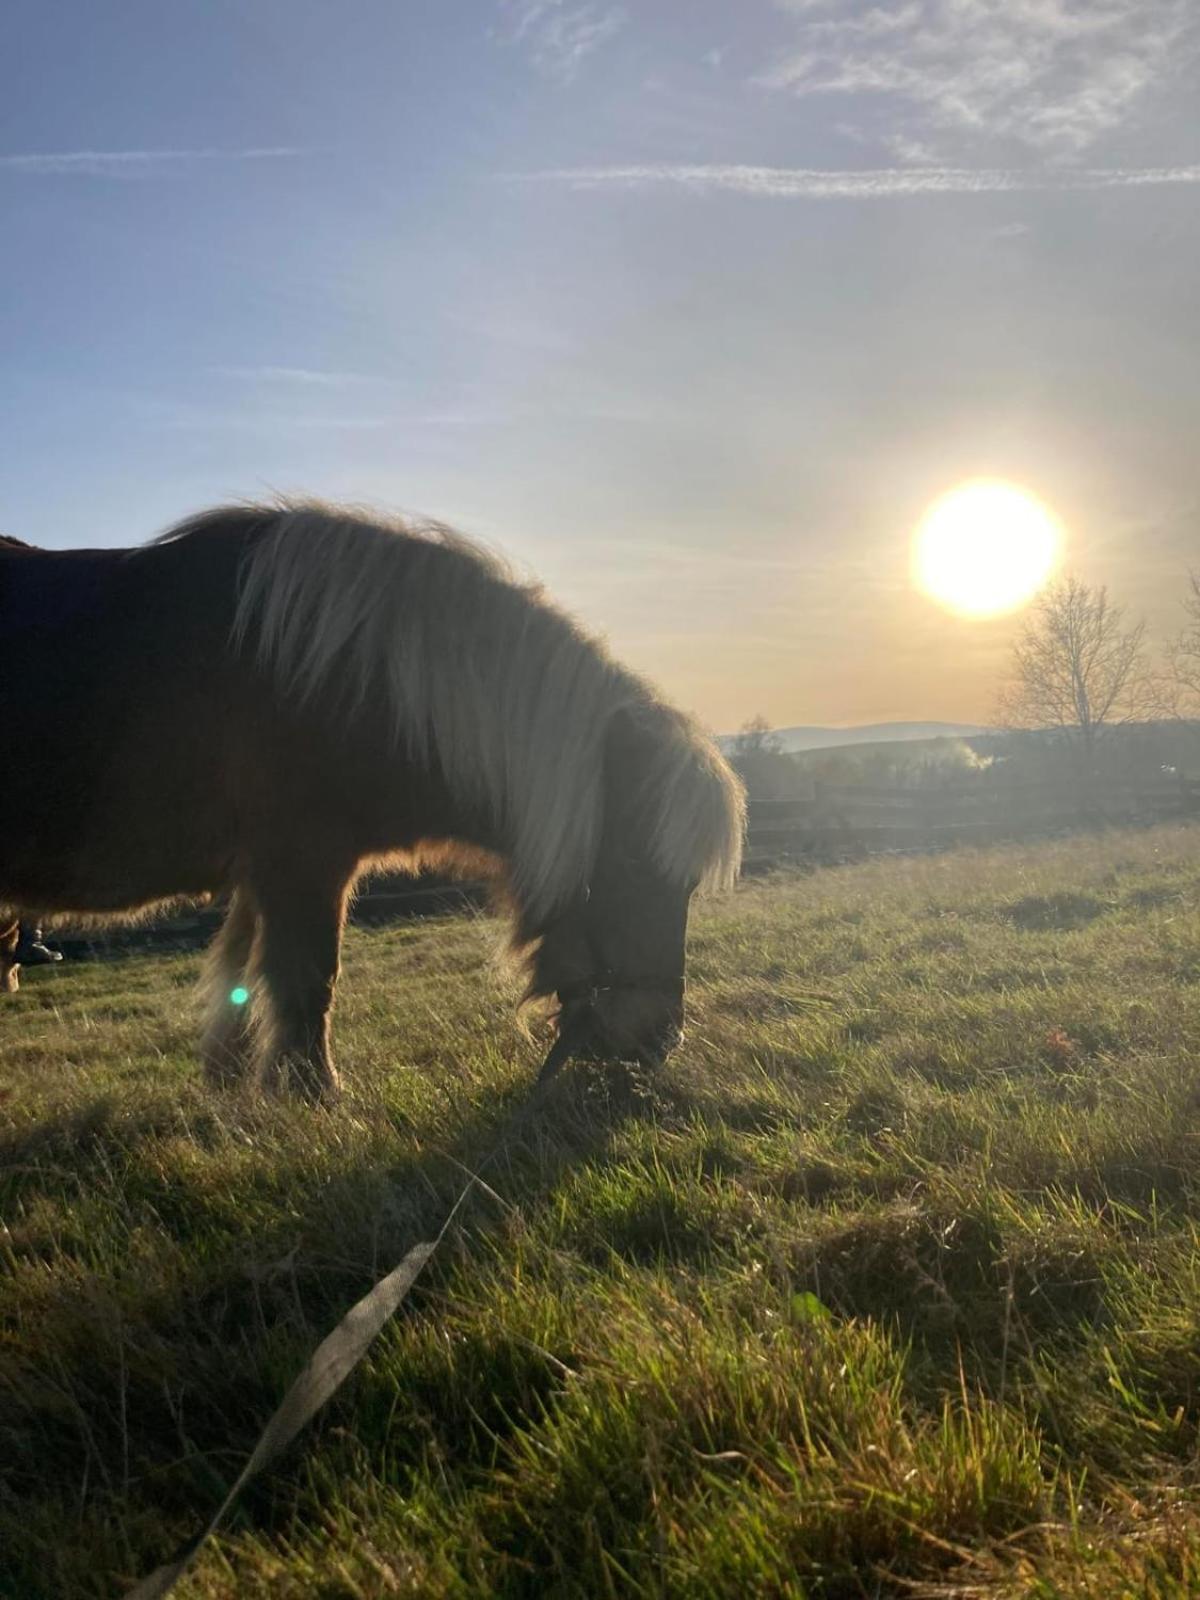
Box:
(912, 480, 1063, 618)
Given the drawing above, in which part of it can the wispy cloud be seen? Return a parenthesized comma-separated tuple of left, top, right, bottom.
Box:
(0, 147, 304, 178)
(209, 365, 391, 388)
(511, 162, 1200, 198)
(200, 368, 517, 428)
(760, 0, 1199, 157)
(500, 1, 625, 84)
(157, 408, 506, 434)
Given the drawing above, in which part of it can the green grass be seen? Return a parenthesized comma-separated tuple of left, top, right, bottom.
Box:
(5, 824, 1200, 1597)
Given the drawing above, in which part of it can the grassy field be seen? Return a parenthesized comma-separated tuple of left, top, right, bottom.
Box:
(5, 825, 1200, 1598)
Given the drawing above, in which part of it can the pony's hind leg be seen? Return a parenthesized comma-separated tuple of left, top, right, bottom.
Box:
(1, 919, 19, 994)
(252, 869, 349, 1103)
(200, 890, 261, 1087)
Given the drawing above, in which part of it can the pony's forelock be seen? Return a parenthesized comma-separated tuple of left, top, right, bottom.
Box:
(641, 708, 745, 894)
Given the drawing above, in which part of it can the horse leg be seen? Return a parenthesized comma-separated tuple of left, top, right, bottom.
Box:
(1, 920, 19, 994)
(200, 890, 261, 1087)
(252, 870, 349, 1103)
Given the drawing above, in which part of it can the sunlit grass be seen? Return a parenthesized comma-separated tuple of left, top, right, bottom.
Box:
(4, 825, 1200, 1595)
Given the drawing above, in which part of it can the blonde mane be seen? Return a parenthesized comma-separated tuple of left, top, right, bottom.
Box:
(203, 499, 742, 921)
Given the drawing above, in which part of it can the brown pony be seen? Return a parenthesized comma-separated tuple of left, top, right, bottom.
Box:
(0, 503, 743, 1097)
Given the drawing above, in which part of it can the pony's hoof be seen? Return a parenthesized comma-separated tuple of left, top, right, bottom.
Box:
(300, 1067, 342, 1107)
(266, 1054, 341, 1104)
(202, 1047, 253, 1090)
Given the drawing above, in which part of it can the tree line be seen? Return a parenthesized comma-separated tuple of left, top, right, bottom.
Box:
(733, 572, 1200, 798)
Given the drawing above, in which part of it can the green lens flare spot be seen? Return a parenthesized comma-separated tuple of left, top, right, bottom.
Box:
(229, 986, 250, 1007)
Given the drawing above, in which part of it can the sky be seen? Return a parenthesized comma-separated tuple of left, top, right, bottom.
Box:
(3, 0, 1198, 732)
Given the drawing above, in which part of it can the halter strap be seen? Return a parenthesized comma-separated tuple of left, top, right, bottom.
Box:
(556, 970, 686, 1007)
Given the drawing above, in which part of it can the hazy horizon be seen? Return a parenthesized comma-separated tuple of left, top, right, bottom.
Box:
(4, 2, 1198, 731)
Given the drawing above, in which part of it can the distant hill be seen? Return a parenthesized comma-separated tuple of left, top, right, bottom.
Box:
(720, 721, 990, 755)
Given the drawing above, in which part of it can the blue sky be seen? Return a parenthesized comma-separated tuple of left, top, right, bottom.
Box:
(3, 0, 1198, 728)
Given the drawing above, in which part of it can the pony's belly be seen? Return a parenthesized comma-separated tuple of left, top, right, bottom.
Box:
(0, 863, 225, 917)
(0, 820, 231, 917)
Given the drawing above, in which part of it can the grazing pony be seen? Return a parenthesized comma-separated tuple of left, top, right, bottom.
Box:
(0, 503, 743, 1097)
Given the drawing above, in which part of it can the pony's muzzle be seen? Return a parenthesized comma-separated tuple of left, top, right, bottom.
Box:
(558, 990, 684, 1069)
(633, 1019, 684, 1067)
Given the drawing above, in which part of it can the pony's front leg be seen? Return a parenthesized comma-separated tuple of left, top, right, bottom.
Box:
(1, 920, 19, 993)
(253, 870, 349, 1103)
(200, 890, 261, 1087)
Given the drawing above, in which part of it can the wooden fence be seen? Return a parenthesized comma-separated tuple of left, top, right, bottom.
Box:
(741, 774, 1200, 867)
(44, 775, 1200, 958)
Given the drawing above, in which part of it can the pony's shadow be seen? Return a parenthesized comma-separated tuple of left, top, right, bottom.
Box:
(0, 1057, 669, 1596)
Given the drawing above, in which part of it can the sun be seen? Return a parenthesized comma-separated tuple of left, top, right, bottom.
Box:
(912, 480, 1063, 618)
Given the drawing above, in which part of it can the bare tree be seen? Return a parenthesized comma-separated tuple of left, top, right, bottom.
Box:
(999, 575, 1156, 764)
(1166, 572, 1200, 718)
(730, 715, 783, 760)
(728, 716, 798, 800)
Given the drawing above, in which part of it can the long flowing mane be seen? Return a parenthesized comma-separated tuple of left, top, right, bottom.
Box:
(160, 500, 743, 923)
